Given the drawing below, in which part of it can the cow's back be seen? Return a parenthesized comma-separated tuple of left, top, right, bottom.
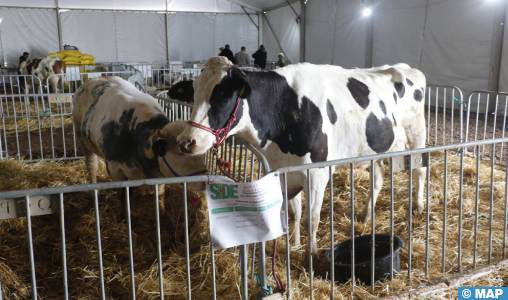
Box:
(272, 63, 426, 159)
(73, 77, 168, 161)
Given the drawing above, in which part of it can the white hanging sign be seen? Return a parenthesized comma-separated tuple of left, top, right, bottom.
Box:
(206, 173, 285, 249)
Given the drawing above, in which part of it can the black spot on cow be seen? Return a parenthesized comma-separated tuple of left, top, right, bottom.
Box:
(91, 81, 111, 101)
(365, 113, 394, 153)
(101, 108, 169, 178)
(394, 82, 405, 98)
(347, 77, 370, 109)
(392, 113, 397, 127)
(168, 80, 194, 103)
(414, 88, 423, 102)
(326, 99, 337, 124)
(406, 78, 413, 86)
(208, 68, 328, 162)
(393, 92, 397, 103)
(379, 101, 387, 115)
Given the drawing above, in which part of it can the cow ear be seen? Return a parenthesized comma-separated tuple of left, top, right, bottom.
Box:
(229, 67, 251, 98)
(153, 139, 167, 157)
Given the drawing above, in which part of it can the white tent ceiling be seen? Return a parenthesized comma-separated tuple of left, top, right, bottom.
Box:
(0, 0, 293, 12)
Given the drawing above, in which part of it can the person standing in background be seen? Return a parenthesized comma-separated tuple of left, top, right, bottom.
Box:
(219, 44, 236, 64)
(276, 52, 287, 68)
(234, 46, 250, 66)
(252, 45, 267, 69)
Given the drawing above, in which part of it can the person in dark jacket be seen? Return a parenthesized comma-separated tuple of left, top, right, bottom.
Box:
(252, 45, 267, 69)
(219, 44, 235, 64)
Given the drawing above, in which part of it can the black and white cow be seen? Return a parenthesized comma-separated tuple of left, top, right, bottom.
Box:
(73, 76, 207, 209)
(177, 57, 426, 254)
(167, 80, 194, 103)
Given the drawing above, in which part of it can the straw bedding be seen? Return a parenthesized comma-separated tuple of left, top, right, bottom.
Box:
(0, 151, 507, 299)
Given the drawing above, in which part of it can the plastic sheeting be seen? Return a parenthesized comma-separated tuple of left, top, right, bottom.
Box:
(263, 5, 300, 63)
(168, 13, 258, 62)
(0, 8, 59, 68)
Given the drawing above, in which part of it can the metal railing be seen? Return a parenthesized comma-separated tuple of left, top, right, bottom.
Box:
(0, 138, 507, 298)
(426, 84, 464, 146)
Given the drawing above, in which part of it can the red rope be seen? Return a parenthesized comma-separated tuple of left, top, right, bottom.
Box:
(188, 96, 242, 150)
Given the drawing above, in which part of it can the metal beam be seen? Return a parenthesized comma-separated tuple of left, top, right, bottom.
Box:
(488, 0, 507, 94)
(286, 0, 300, 22)
(55, 0, 63, 51)
(262, 13, 290, 61)
(241, 6, 259, 29)
(224, 0, 261, 12)
(164, 0, 170, 66)
(299, 0, 306, 62)
(365, 0, 374, 67)
(265, 0, 300, 12)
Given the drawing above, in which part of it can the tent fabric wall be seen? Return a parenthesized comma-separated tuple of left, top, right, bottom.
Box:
(263, 5, 300, 63)
(168, 13, 258, 62)
(0, 8, 59, 67)
(303, 0, 499, 94)
(305, 0, 367, 68)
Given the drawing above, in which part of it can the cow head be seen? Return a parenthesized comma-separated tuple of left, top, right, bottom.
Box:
(177, 57, 251, 155)
(167, 80, 194, 103)
(152, 121, 208, 177)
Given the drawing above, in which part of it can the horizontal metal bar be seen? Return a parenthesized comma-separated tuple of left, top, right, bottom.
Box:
(0, 175, 233, 199)
(277, 138, 508, 173)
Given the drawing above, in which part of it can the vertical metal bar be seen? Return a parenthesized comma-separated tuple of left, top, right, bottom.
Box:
(25, 195, 37, 300)
(183, 183, 192, 299)
(488, 143, 495, 264)
(451, 88, 455, 143)
(240, 245, 248, 300)
(424, 152, 431, 277)
(210, 240, 217, 300)
(328, 166, 334, 298)
(370, 161, 375, 291)
(427, 87, 431, 143)
(259, 241, 266, 291)
(408, 156, 413, 285)
(441, 150, 448, 273)
(457, 148, 464, 272)
(442, 88, 447, 145)
(350, 164, 356, 292)
(500, 96, 508, 161)
(154, 185, 164, 298)
(125, 187, 136, 299)
(93, 190, 106, 300)
(306, 169, 313, 300)
(504, 157, 508, 259)
(59, 193, 69, 300)
(435, 87, 439, 145)
(283, 172, 291, 299)
(390, 158, 395, 280)
(473, 145, 481, 268)
(459, 89, 464, 144)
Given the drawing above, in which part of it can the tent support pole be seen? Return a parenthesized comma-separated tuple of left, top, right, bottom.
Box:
(488, 0, 507, 95)
(299, 0, 306, 62)
(55, 0, 63, 51)
(165, 0, 170, 66)
(365, 0, 374, 68)
(241, 6, 259, 29)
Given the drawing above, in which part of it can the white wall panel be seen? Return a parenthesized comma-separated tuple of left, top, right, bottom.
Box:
(61, 11, 117, 62)
(115, 13, 166, 63)
(0, 8, 59, 67)
(168, 13, 215, 62)
(214, 14, 258, 58)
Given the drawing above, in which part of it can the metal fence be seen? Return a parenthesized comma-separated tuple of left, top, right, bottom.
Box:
(0, 138, 507, 298)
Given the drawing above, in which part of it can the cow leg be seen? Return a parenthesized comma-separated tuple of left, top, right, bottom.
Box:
(360, 161, 384, 223)
(48, 75, 59, 93)
(305, 169, 329, 255)
(406, 113, 427, 214)
(289, 192, 302, 248)
(85, 152, 98, 183)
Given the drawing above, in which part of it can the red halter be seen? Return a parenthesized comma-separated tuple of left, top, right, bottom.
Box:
(188, 96, 242, 149)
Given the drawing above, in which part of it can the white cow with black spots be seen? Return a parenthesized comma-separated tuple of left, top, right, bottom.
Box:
(177, 57, 426, 254)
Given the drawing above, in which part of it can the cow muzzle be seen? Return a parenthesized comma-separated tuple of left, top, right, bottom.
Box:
(178, 138, 196, 154)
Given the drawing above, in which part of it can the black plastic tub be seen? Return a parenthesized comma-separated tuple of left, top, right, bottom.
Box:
(329, 234, 403, 284)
